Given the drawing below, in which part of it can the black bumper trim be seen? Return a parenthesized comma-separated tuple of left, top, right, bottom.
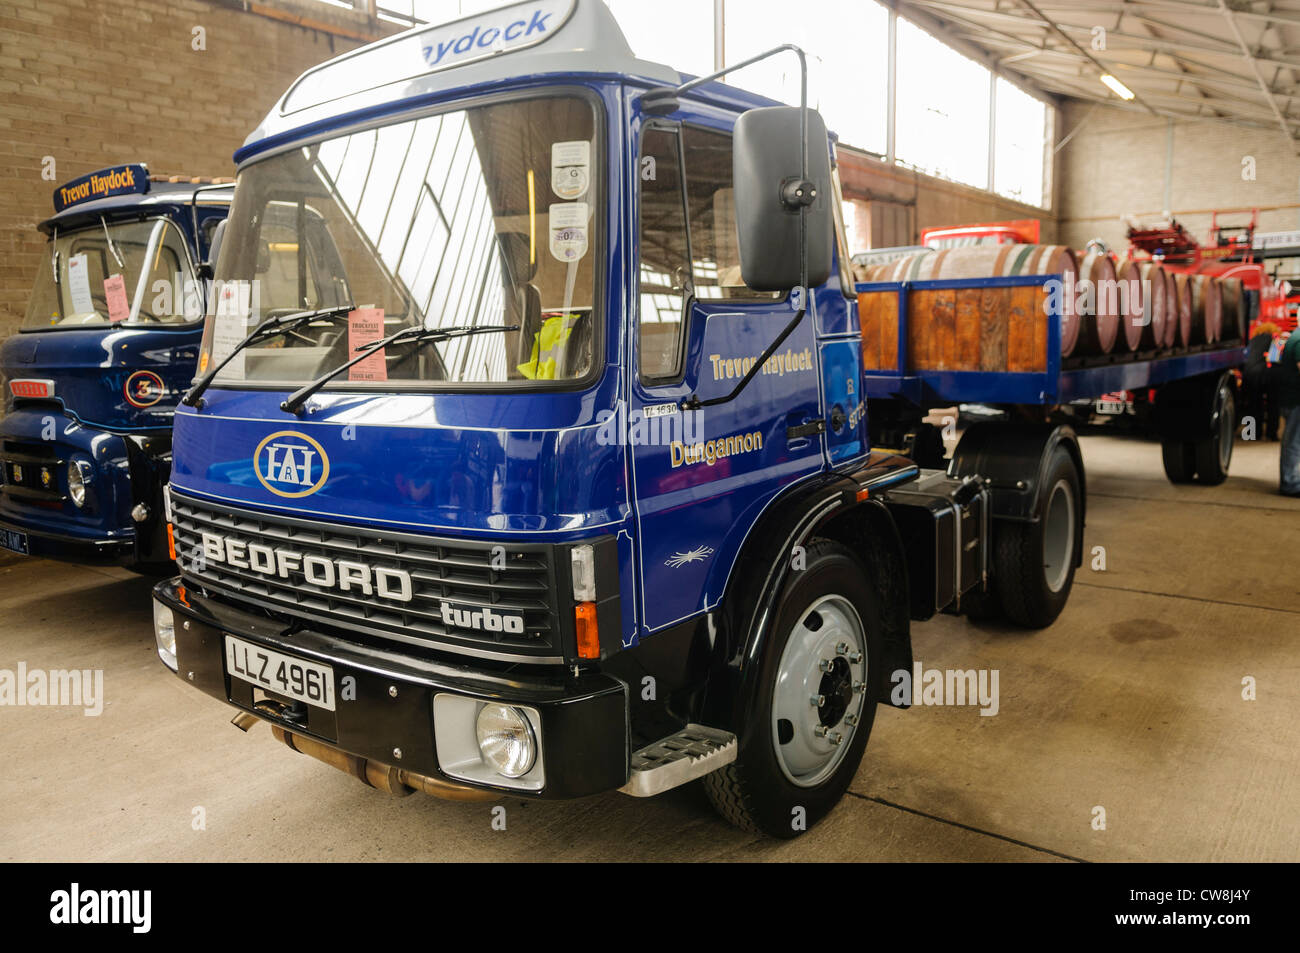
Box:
(155, 578, 630, 800)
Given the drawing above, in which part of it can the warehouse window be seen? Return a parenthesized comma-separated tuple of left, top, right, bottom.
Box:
(994, 78, 1049, 208)
(895, 18, 990, 189)
(723, 0, 889, 157)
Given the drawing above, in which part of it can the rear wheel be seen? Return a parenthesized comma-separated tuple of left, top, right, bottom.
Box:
(1161, 439, 1196, 483)
(994, 446, 1081, 628)
(1192, 376, 1235, 486)
(704, 539, 882, 838)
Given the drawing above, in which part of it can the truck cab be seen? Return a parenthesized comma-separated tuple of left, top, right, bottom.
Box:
(0, 166, 232, 568)
(153, 0, 1082, 836)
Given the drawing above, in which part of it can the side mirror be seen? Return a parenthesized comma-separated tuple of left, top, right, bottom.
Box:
(732, 105, 833, 293)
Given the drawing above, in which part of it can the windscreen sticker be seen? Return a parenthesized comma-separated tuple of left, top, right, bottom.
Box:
(551, 140, 589, 199)
(104, 274, 129, 324)
(66, 253, 94, 315)
(211, 282, 253, 379)
(549, 202, 588, 262)
(347, 307, 387, 382)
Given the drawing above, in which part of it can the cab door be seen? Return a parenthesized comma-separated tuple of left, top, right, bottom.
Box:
(627, 113, 825, 637)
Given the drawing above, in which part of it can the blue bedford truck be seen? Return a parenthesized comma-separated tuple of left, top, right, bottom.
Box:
(0, 166, 232, 570)
(150, 0, 1243, 836)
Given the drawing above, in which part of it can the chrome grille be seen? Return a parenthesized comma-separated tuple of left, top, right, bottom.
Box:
(169, 491, 564, 662)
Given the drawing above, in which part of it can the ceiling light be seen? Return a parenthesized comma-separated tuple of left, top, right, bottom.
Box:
(1100, 74, 1135, 101)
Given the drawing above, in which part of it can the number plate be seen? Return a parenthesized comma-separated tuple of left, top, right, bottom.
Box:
(1, 529, 29, 555)
(224, 636, 335, 711)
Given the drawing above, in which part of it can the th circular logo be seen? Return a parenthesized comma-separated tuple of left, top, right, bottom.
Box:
(254, 430, 330, 498)
(124, 370, 165, 408)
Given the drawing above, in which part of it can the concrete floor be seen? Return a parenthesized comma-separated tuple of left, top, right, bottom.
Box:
(1, 433, 1297, 861)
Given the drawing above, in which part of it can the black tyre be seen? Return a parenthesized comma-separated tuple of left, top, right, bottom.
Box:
(704, 539, 882, 838)
(994, 446, 1081, 628)
(1161, 439, 1196, 483)
(1192, 375, 1235, 486)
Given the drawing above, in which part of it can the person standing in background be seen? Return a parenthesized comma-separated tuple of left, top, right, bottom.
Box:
(1277, 330, 1300, 497)
(1243, 323, 1277, 441)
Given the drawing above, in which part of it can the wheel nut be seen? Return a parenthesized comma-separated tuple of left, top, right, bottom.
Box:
(814, 725, 828, 738)
(827, 731, 843, 746)
(845, 713, 859, 727)
(835, 642, 849, 655)
(848, 651, 863, 664)
(818, 659, 833, 672)
(853, 681, 866, 694)
(810, 694, 825, 708)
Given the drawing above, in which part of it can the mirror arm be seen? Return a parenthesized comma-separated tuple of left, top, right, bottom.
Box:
(681, 303, 806, 411)
(665, 43, 815, 412)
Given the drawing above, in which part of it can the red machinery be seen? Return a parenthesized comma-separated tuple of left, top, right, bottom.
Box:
(919, 218, 1040, 248)
(1126, 210, 1295, 336)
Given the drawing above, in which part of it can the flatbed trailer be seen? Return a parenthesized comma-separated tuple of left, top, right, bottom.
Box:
(856, 273, 1245, 485)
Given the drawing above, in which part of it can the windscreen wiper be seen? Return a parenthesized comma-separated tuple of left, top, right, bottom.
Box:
(280, 323, 518, 416)
(100, 216, 125, 270)
(182, 304, 356, 408)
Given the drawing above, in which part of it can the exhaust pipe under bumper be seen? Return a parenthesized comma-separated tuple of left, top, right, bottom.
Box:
(269, 725, 496, 801)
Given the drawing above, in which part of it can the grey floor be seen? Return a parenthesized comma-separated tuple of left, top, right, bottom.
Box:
(2, 432, 1297, 861)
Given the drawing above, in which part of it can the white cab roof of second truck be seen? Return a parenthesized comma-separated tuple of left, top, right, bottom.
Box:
(242, 0, 681, 156)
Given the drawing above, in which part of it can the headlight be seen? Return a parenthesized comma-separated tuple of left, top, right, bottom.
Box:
(475, 704, 536, 778)
(153, 599, 177, 671)
(67, 460, 87, 507)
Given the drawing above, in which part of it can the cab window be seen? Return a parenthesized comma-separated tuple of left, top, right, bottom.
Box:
(636, 125, 692, 381)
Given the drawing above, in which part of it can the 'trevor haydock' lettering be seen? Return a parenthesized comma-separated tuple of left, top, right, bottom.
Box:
(57, 166, 139, 211)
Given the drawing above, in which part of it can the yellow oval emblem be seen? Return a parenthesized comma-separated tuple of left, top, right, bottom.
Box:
(254, 430, 330, 498)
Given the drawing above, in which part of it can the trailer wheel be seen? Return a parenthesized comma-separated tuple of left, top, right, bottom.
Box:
(994, 446, 1081, 628)
(1161, 440, 1196, 483)
(704, 539, 881, 838)
(1192, 375, 1235, 486)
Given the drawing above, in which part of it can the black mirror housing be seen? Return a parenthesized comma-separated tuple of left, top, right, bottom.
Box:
(732, 106, 833, 293)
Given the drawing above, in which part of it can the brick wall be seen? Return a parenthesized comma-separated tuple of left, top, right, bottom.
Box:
(0, 0, 390, 341)
(1057, 99, 1300, 253)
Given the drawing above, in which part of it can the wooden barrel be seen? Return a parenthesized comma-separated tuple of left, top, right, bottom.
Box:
(1189, 274, 1222, 344)
(1172, 272, 1194, 347)
(1115, 260, 1145, 352)
(880, 244, 1081, 350)
(1219, 277, 1247, 342)
(1133, 262, 1169, 350)
(861, 249, 936, 283)
(1161, 268, 1180, 349)
(876, 244, 1077, 284)
(1074, 250, 1119, 355)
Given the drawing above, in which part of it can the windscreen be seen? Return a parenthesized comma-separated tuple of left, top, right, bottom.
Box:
(22, 219, 198, 330)
(204, 93, 600, 387)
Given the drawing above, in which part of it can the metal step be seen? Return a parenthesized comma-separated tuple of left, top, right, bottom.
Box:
(619, 724, 738, 798)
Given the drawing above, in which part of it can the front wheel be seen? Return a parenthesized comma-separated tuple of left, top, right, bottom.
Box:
(705, 539, 882, 838)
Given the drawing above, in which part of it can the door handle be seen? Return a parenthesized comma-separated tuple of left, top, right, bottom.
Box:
(786, 418, 826, 441)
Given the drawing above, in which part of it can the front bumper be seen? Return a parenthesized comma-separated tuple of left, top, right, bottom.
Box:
(0, 411, 171, 566)
(0, 515, 133, 563)
(154, 578, 630, 799)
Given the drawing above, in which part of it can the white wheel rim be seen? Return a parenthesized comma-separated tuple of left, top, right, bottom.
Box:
(771, 594, 869, 788)
(1042, 478, 1075, 594)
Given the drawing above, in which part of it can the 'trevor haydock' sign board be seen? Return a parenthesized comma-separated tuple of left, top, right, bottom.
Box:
(52, 164, 150, 213)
